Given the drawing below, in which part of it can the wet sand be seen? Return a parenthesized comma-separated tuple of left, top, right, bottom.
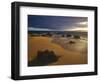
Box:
(28, 36, 87, 66)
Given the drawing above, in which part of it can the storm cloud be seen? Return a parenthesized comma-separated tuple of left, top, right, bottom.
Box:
(28, 15, 88, 31)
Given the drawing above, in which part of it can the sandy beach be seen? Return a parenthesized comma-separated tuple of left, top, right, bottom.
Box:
(28, 36, 87, 66)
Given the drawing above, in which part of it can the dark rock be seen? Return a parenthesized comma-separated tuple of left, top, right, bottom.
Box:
(28, 50, 60, 66)
(66, 34, 72, 37)
(69, 41, 75, 44)
(73, 35, 80, 39)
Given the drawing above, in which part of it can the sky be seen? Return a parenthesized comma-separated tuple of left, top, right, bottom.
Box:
(28, 15, 88, 32)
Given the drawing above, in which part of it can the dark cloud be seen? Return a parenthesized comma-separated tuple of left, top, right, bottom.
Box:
(28, 15, 87, 31)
